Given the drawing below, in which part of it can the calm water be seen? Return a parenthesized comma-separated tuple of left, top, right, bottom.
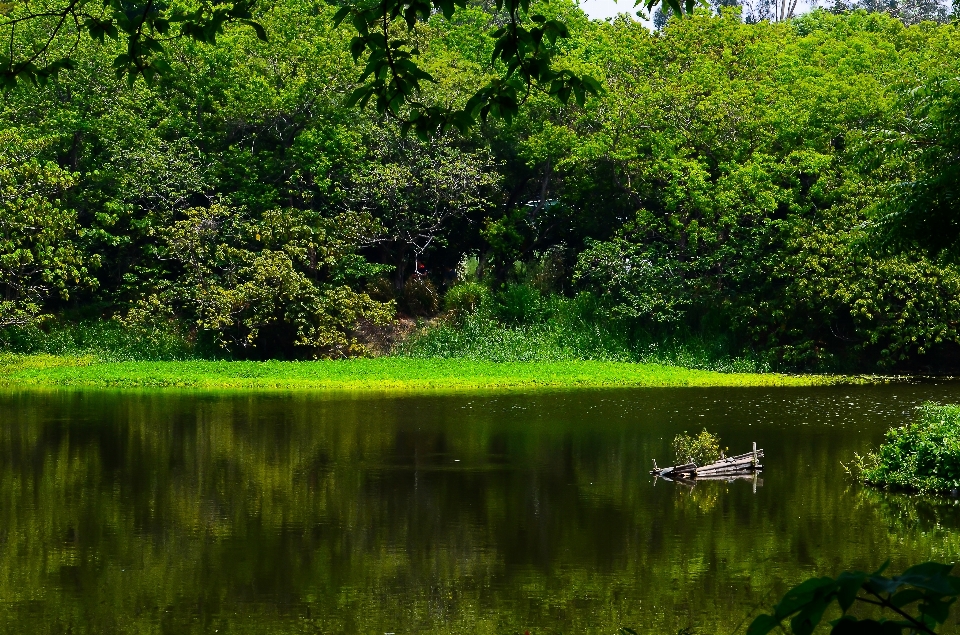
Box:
(4, 384, 960, 634)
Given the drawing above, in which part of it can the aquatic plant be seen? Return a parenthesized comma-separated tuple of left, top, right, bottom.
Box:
(0, 355, 848, 391)
(858, 403, 960, 494)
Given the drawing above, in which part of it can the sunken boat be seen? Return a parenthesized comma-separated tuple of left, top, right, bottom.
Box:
(650, 442, 764, 479)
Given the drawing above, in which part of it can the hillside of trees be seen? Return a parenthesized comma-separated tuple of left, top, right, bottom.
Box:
(3, 2, 960, 371)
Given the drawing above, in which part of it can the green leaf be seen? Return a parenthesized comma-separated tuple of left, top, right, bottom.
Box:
(791, 596, 831, 635)
(345, 85, 372, 107)
(836, 571, 868, 612)
(747, 614, 780, 635)
(888, 588, 925, 609)
(332, 5, 352, 26)
(918, 596, 955, 623)
(773, 577, 836, 618)
(242, 20, 268, 42)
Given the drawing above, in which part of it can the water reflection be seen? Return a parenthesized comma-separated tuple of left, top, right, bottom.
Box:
(1, 384, 960, 634)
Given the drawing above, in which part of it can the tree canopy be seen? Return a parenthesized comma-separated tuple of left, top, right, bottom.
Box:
(2, 3, 960, 370)
(0, 0, 696, 136)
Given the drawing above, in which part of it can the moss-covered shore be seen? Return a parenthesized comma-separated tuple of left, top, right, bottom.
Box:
(0, 354, 861, 392)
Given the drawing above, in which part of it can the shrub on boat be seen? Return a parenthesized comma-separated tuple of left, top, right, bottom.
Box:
(673, 429, 726, 466)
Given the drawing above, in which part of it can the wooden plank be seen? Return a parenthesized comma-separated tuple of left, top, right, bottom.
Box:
(650, 446, 764, 476)
(697, 467, 761, 476)
(697, 459, 756, 473)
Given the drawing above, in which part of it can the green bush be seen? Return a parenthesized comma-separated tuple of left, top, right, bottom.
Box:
(443, 282, 491, 319)
(365, 276, 397, 303)
(494, 283, 544, 325)
(0, 319, 202, 361)
(673, 429, 726, 466)
(401, 275, 440, 316)
(860, 403, 960, 493)
(398, 291, 771, 371)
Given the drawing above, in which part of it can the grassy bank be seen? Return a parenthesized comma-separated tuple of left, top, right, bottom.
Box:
(0, 354, 853, 392)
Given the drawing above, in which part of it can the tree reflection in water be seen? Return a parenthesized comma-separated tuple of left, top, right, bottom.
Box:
(2, 386, 960, 634)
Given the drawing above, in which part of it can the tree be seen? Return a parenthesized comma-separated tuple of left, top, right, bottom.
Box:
(826, 0, 950, 24)
(873, 78, 960, 254)
(0, 130, 96, 328)
(344, 133, 501, 288)
(0, 0, 267, 88)
(125, 205, 394, 357)
(0, 0, 693, 136)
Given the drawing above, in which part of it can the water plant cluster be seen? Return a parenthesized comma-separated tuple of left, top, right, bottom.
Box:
(856, 403, 960, 494)
(0, 355, 842, 391)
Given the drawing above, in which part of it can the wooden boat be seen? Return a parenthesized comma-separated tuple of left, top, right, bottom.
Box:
(656, 470, 763, 493)
(650, 442, 764, 479)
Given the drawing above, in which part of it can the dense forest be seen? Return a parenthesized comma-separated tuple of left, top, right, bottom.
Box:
(3, 2, 960, 371)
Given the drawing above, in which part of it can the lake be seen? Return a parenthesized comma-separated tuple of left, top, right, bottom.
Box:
(3, 383, 960, 634)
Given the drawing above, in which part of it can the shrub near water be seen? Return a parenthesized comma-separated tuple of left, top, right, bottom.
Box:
(860, 403, 960, 493)
(0, 320, 202, 361)
(403, 288, 770, 373)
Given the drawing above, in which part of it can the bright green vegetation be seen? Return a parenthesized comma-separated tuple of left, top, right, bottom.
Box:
(673, 429, 726, 465)
(4, 5, 960, 372)
(858, 403, 960, 494)
(0, 354, 846, 391)
(398, 294, 772, 373)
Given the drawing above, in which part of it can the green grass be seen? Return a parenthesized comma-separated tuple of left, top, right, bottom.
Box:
(0, 354, 853, 392)
(398, 297, 774, 374)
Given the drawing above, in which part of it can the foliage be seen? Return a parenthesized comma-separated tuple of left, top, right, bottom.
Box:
(0, 130, 96, 329)
(400, 292, 771, 371)
(4, 6, 960, 369)
(332, 0, 618, 137)
(826, 0, 950, 25)
(124, 205, 394, 358)
(347, 135, 501, 286)
(0, 318, 200, 361)
(401, 274, 440, 316)
(494, 282, 545, 325)
(858, 403, 960, 493)
(0, 0, 265, 87)
(574, 239, 689, 327)
(749, 561, 960, 635)
(873, 77, 960, 255)
(443, 281, 492, 319)
(673, 429, 725, 466)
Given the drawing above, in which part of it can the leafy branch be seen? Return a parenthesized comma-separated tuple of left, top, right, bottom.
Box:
(748, 562, 960, 635)
(334, 0, 696, 138)
(0, 0, 267, 89)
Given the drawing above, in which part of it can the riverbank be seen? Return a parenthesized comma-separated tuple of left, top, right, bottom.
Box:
(0, 354, 861, 392)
